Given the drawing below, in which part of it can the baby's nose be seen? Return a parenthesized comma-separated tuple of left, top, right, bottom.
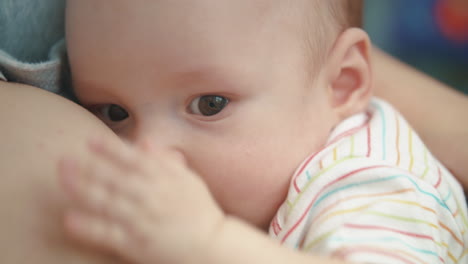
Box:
(132, 132, 166, 151)
(131, 123, 180, 152)
(133, 134, 187, 166)
(134, 136, 158, 153)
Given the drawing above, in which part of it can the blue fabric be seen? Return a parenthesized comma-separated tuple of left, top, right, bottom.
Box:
(364, 0, 468, 94)
(0, 0, 72, 97)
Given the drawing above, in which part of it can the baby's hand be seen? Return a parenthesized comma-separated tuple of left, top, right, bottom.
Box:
(58, 138, 225, 264)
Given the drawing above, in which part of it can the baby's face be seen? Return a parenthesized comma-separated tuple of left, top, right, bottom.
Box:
(67, 0, 337, 229)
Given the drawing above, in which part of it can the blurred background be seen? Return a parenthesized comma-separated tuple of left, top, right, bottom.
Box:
(363, 0, 468, 94)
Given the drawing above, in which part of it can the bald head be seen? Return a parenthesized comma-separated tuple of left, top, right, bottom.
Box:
(66, 0, 364, 98)
(66, 0, 318, 90)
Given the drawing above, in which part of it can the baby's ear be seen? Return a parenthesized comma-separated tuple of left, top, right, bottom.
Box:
(325, 28, 373, 119)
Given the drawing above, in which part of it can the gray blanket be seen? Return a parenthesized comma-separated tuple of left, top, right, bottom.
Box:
(0, 0, 71, 96)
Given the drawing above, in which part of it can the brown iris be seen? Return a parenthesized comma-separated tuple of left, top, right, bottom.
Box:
(197, 95, 229, 116)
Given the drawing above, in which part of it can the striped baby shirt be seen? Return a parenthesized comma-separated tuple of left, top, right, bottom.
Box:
(269, 98, 468, 263)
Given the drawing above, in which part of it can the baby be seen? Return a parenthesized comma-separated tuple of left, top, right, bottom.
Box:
(60, 0, 468, 263)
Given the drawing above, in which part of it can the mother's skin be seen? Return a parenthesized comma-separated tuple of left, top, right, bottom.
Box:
(0, 82, 126, 264)
(373, 48, 468, 187)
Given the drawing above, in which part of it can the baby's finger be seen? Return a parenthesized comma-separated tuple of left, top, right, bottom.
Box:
(59, 156, 147, 221)
(64, 209, 129, 256)
(59, 158, 108, 214)
(58, 157, 89, 199)
(88, 137, 144, 172)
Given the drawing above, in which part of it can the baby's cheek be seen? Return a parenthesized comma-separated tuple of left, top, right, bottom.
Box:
(211, 146, 293, 223)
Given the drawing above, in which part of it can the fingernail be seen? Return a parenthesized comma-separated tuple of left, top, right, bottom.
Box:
(88, 137, 104, 152)
(64, 210, 84, 235)
(58, 157, 77, 188)
(138, 138, 156, 153)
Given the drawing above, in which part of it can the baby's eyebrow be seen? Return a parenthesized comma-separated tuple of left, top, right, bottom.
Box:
(170, 66, 226, 81)
(72, 79, 117, 105)
(167, 66, 239, 89)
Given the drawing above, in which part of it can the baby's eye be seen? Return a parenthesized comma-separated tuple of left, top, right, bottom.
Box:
(189, 95, 229, 116)
(95, 104, 129, 122)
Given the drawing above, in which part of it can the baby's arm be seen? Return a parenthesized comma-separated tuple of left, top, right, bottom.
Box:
(58, 137, 346, 264)
(373, 47, 468, 187)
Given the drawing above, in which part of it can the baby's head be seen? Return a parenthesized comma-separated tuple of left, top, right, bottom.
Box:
(66, 0, 370, 229)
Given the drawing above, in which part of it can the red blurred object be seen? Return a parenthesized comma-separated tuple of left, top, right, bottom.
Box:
(435, 0, 468, 43)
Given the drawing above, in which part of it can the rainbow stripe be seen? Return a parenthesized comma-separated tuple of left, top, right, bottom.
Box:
(270, 98, 468, 263)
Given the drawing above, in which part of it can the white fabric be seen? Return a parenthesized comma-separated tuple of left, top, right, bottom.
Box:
(270, 98, 468, 263)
